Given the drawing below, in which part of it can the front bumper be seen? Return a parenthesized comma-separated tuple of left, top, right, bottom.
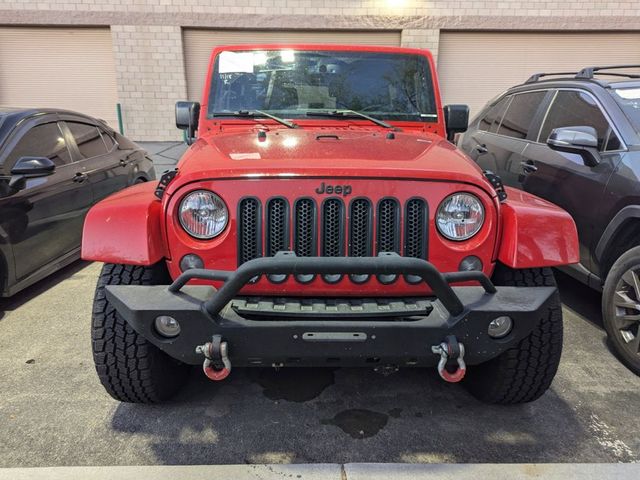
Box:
(105, 252, 557, 367)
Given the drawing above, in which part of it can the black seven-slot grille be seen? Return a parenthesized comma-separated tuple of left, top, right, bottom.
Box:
(238, 196, 427, 284)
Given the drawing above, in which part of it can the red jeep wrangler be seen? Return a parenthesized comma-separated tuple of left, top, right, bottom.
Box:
(82, 45, 579, 404)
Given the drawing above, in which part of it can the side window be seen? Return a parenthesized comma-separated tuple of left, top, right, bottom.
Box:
(479, 97, 509, 133)
(66, 122, 108, 159)
(98, 128, 116, 151)
(497, 91, 547, 139)
(4, 122, 72, 170)
(539, 91, 621, 151)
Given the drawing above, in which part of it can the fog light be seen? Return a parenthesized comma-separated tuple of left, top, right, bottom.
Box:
(180, 254, 204, 272)
(488, 316, 512, 338)
(155, 315, 181, 338)
(459, 255, 483, 272)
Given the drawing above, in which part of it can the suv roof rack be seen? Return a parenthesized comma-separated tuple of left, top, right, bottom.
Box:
(525, 72, 579, 83)
(575, 65, 640, 79)
(525, 65, 640, 84)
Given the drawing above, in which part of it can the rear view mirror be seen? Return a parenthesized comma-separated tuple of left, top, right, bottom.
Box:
(547, 126, 600, 167)
(9, 156, 56, 190)
(443, 104, 469, 142)
(176, 101, 200, 145)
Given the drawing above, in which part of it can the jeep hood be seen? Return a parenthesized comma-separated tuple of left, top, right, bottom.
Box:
(170, 128, 494, 196)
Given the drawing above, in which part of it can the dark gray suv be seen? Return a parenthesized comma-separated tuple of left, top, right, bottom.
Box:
(459, 65, 640, 375)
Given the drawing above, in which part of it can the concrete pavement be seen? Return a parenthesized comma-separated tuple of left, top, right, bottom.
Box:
(1, 463, 638, 480)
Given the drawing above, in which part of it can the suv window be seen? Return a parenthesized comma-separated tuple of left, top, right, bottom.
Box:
(479, 97, 509, 133)
(539, 90, 622, 151)
(4, 122, 72, 171)
(98, 127, 116, 151)
(66, 122, 109, 159)
(497, 91, 547, 139)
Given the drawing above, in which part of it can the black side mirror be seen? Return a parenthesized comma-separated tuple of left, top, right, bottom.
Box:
(9, 156, 56, 190)
(176, 101, 200, 145)
(443, 104, 469, 142)
(547, 126, 600, 167)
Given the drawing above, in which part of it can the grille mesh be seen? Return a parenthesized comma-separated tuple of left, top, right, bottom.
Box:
(377, 198, 399, 253)
(266, 198, 288, 256)
(294, 199, 316, 257)
(322, 199, 344, 257)
(405, 198, 427, 259)
(349, 199, 372, 257)
(239, 198, 261, 264)
(237, 195, 428, 282)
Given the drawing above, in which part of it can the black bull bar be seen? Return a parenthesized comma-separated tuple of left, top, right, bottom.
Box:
(105, 252, 557, 367)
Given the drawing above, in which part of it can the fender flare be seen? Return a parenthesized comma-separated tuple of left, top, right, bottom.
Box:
(594, 205, 640, 263)
(81, 182, 168, 265)
(497, 187, 580, 269)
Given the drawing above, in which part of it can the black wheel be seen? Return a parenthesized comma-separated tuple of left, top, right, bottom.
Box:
(602, 246, 640, 376)
(92, 263, 189, 403)
(463, 264, 563, 404)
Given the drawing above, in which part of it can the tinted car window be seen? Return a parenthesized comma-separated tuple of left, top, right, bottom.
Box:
(497, 91, 546, 139)
(479, 97, 509, 133)
(4, 122, 72, 170)
(66, 122, 108, 158)
(539, 90, 621, 151)
(98, 128, 116, 150)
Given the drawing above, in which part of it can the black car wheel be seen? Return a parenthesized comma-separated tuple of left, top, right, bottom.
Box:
(602, 246, 640, 376)
(463, 264, 563, 404)
(92, 263, 190, 403)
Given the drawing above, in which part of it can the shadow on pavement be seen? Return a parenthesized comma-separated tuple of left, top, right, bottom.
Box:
(0, 260, 91, 322)
(555, 269, 603, 330)
(111, 365, 590, 464)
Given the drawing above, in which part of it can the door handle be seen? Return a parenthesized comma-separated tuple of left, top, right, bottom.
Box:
(119, 159, 127, 167)
(73, 172, 88, 183)
(520, 161, 538, 174)
(475, 144, 488, 154)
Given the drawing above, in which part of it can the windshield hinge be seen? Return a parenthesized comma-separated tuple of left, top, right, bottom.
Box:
(483, 170, 507, 202)
(155, 168, 178, 200)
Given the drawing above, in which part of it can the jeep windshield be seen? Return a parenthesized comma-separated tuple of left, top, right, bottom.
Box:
(611, 87, 640, 134)
(208, 49, 437, 123)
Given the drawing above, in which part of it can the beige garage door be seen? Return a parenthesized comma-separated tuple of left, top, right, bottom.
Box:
(183, 29, 402, 101)
(0, 27, 118, 127)
(438, 32, 640, 118)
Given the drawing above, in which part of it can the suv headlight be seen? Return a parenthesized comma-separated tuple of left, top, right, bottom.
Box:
(436, 193, 484, 241)
(179, 190, 228, 239)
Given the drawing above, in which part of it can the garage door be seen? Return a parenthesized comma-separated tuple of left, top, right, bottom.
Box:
(183, 29, 402, 101)
(0, 27, 118, 127)
(438, 32, 640, 118)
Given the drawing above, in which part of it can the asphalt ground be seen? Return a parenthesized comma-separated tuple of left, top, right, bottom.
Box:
(0, 143, 638, 467)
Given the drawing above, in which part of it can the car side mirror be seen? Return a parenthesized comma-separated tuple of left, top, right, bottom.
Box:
(443, 104, 469, 142)
(9, 156, 56, 190)
(547, 126, 601, 167)
(176, 101, 200, 145)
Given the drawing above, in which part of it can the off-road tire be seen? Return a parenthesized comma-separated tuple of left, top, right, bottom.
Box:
(92, 263, 189, 403)
(463, 264, 563, 404)
(602, 246, 640, 376)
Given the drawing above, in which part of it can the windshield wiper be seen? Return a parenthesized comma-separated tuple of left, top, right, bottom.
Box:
(211, 110, 298, 129)
(305, 109, 395, 130)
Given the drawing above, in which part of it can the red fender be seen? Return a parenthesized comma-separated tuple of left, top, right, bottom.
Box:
(81, 182, 167, 265)
(498, 187, 579, 269)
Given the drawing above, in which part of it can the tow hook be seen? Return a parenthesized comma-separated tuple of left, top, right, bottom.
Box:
(431, 335, 466, 383)
(195, 335, 231, 381)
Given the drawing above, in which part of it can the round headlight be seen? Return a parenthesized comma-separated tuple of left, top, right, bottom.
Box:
(436, 193, 485, 241)
(179, 190, 228, 239)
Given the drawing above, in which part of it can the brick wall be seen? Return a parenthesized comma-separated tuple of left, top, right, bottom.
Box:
(1, 0, 639, 139)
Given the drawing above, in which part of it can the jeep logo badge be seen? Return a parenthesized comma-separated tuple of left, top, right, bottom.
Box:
(315, 182, 352, 196)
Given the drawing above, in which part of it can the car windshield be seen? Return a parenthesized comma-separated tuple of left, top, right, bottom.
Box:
(208, 49, 437, 123)
(610, 87, 640, 133)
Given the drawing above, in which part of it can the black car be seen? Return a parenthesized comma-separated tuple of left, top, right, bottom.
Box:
(0, 108, 155, 297)
(459, 65, 640, 375)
